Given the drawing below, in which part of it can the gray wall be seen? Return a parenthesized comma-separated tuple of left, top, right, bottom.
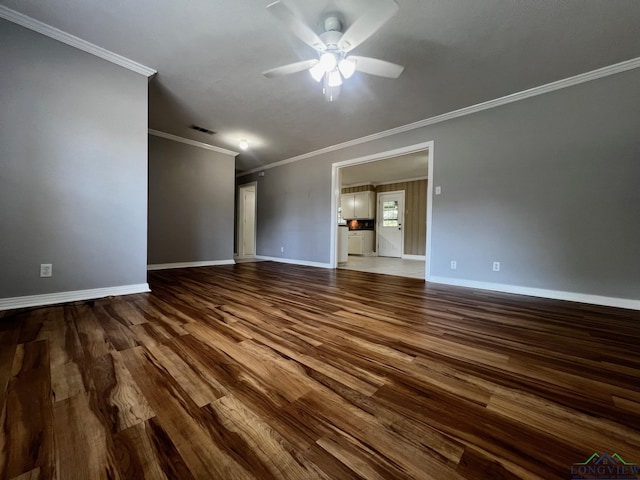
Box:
(148, 136, 235, 265)
(239, 67, 640, 300)
(255, 160, 332, 263)
(0, 19, 149, 298)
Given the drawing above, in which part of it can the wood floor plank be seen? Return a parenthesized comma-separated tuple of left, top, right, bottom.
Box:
(204, 395, 329, 480)
(184, 322, 314, 402)
(15, 311, 45, 345)
(485, 389, 640, 459)
(35, 310, 86, 403)
(316, 433, 393, 480)
(0, 323, 20, 412)
(121, 346, 258, 479)
(50, 361, 85, 404)
(372, 381, 586, 478)
(8, 467, 41, 480)
(68, 305, 114, 359)
(142, 342, 225, 408)
(92, 306, 140, 352)
(112, 420, 188, 480)
(0, 341, 54, 480)
(89, 351, 155, 433)
(0, 261, 638, 479)
(455, 447, 526, 480)
(53, 392, 121, 480)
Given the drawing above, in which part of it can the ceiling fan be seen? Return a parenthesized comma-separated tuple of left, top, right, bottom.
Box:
(262, 0, 404, 101)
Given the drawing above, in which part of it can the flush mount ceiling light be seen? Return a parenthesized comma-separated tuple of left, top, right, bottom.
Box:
(239, 139, 249, 150)
(262, 0, 405, 102)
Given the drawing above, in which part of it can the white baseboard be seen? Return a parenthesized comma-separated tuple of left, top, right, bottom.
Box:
(255, 256, 332, 269)
(147, 260, 235, 271)
(402, 254, 426, 261)
(0, 283, 150, 312)
(427, 276, 640, 311)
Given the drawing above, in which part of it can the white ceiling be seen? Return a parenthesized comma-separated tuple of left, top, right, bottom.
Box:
(3, 0, 639, 173)
(341, 151, 427, 186)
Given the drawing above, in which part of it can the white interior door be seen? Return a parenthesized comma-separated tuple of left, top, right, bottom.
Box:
(238, 184, 256, 257)
(377, 191, 404, 258)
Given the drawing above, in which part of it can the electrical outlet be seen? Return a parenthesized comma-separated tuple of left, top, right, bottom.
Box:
(280, 246, 284, 253)
(40, 263, 52, 277)
(492, 261, 500, 272)
(450, 260, 457, 270)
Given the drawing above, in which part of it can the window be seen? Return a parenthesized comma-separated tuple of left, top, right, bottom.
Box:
(382, 200, 399, 227)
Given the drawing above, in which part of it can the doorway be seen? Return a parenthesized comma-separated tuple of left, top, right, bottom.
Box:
(330, 141, 434, 280)
(377, 190, 405, 258)
(237, 182, 257, 258)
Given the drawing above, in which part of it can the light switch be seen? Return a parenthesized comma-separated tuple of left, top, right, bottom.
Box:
(435, 186, 442, 195)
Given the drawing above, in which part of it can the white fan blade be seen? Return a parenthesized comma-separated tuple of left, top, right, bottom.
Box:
(267, 1, 326, 51)
(338, 0, 399, 53)
(348, 56, 404, 78)
(262, 59, 319, 78)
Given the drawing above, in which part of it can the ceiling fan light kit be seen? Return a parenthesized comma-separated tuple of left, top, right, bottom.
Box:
(327, 69, 342, 87)
(309, 62, 325, 82)
(323, 81, 341, 102)
(338, 58, 356, 79)
(319, 51, 338, 72)
(263, 0, 404, 102)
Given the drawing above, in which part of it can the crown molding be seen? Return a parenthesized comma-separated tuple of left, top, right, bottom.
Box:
(238, 56, 640, 177)
(149, 129, 239, 156)
(0, 5, 156, 77)
(373, 176, 428, 187)
(341, 182, 374, 189)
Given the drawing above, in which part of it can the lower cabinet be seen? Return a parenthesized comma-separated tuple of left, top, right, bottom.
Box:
(347, 235, 363, 255)
(348, 231, 375, 255)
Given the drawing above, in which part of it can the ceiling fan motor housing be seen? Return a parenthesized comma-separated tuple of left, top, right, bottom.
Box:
(320, 30, 342, 49)
(323, 15, 342, 33)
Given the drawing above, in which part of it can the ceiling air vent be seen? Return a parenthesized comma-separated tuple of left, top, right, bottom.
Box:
(190, 124, 216, 135)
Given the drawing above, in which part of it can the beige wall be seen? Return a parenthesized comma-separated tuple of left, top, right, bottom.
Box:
(342, 179, 427, 256)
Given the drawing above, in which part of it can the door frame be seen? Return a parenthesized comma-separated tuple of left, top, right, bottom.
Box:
(330, 140, 434, 281)
(376, 190, 405, 258)
(237, 181, 257, 258)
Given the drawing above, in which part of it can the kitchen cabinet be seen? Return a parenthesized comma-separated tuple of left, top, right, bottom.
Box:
(347, 234, 363, 255)
(341, 191, 375, 219)
(347, 231, 375, 255)
(341, 194, 356, 219)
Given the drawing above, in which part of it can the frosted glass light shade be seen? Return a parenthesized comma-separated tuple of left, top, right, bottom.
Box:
(338, 59, 356, 79)
(327, 69, 343, 87)
(309, 62, 325, 82)
(319, 52, 337, 73)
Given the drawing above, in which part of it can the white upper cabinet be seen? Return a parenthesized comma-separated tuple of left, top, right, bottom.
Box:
(341, 191, 375, 219)
(341, 194, 356, 219)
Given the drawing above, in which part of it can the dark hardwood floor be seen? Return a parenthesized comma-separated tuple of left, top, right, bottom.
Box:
(1, 261, 639, 479)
